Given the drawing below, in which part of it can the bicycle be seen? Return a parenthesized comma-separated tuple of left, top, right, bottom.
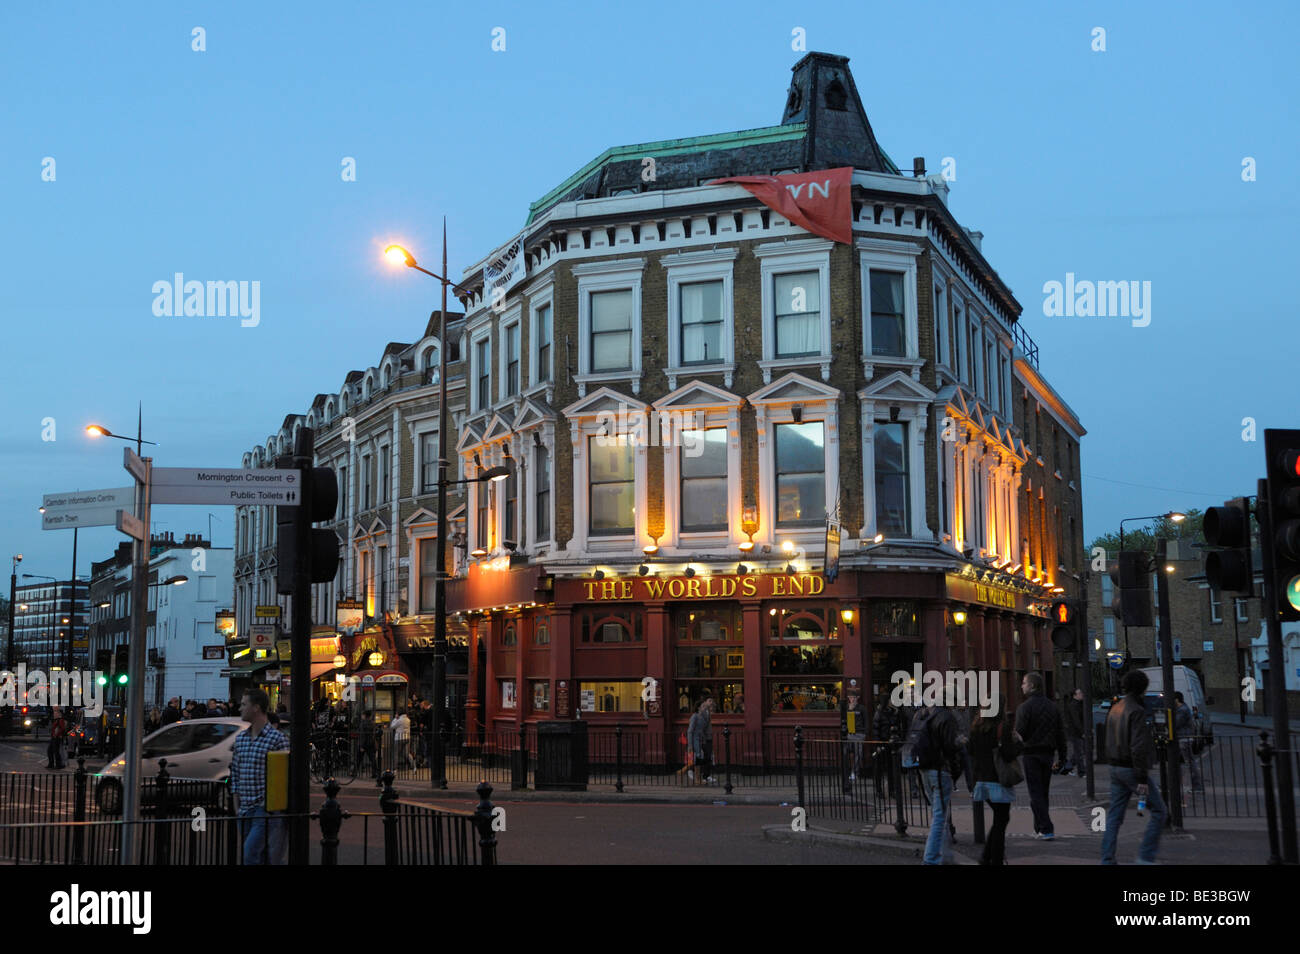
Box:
(309, 732, 357, 785)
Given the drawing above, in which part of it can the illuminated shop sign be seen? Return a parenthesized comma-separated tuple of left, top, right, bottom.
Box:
(581, 573, 827, 602)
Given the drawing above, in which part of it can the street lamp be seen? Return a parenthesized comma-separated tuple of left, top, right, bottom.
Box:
(6, 554, 21, 671)
(384, 232, 474, 790)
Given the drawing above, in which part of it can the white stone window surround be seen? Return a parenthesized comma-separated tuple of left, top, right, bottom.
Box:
(660, 248, 739, 390)
(406, 412, 441, 499)
(469, 323, 492, 415)
(749, 373, 841, 552)
(856, 372, 933, 542)
(653, 381, 744, 552)
(524, 272, 557, 394)
(933, 272, 949, 373)
(858, 238, 924, 381)
(562, 388, 651, 556)
(498, 303, 523, 404)
(754, 239, 834, 384)
(517, 418, 558, 557)
(573, 258, 646, 397)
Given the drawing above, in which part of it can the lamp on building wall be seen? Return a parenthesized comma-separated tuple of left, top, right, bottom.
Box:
(638, 565, 651, 576)
(684, 566, 696, 578)
(332, 653, 346, 669)
(840, 607, 855, 638)
(368, 650, 384, 668)
(737, 564, 750, 575)
(952, 609, 968, 626)
(592, 569, 605, 580)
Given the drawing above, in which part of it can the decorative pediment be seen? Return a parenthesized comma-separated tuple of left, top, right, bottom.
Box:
(483, 410, 516, 443)
(562, 386, 645, 420)
(367, 516, 388, 535)
(653, 379, 742, 411)
(515, 396, 557, 430)
(747, 372, 841, 407)
(352, 523, 369, 541)
(403, 507, 437, 528)
(856, 370, 936, 404)
(455, 422, 484, 455)
(448, 503, 466, 522)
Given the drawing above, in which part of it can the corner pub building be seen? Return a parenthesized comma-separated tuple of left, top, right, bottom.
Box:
(447, 52, 1086, 753)
(236, 52, 1085, 753)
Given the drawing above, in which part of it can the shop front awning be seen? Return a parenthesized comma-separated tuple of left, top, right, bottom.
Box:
(310, 662, 338, 681)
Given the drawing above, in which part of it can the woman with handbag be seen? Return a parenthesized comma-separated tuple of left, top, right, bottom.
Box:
(969, 696, 1022, 865)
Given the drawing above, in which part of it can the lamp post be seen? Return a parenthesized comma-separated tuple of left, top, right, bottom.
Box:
(86, 406, 155, 863)
(6, 554, 20, 671)
(384, 231, 482, 789)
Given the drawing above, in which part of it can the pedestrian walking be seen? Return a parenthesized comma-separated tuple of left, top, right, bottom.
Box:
(1101, 670, 1166, 865)
(1063, 688, 1087, 778)
(1174, 692, 1203, 794)
(230, 688, 289, 865)
(871, 691, 908, 798)
(686, 698, 715, 783)
(845, 690, 867, 781)
(969, 696, 1021, 865)
(902, 701, 963, 865)
(145, 707, 162, 735)
(47, 707, 68, 769)
(392, 710, 412, 769)
(160, 698, 181, 725)
(359, 710, 379, 779)
(1014, 672, 1067, 840)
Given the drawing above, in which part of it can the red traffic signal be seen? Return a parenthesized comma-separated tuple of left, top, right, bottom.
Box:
(1052, 599, 1073, 624)
(1265, 429, 1300, 621)
(1050, 598, 1077, 651)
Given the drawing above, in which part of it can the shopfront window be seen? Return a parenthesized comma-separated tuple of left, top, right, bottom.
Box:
(530, 680, 550, 712)
(672, 604, 744, 714)
(577, 607, 643, 643)
(869, 600, 920, 639)
(579, 681, 644, 714)
(765, 602, 843, 714)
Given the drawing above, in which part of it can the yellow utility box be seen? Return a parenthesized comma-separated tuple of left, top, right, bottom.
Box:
(265, 750, 289, 811)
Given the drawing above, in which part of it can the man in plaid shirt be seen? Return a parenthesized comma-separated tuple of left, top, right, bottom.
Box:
(231, 688, 288, 865)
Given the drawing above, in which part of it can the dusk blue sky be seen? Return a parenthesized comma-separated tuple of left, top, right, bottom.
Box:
(3, 1, 1295, 579)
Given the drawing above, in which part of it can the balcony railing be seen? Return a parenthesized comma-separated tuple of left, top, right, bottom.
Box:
(1012, 321, 1039, 369)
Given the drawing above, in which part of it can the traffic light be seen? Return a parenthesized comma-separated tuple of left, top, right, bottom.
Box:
(1050, 598, 1077, 651)
(277, 466, 340, 594)
(1204, 497, 1254, 593)
(1109, 551, 1153, 626)
(1265, 428, 1300, 621)
(113, 644, 128, 678)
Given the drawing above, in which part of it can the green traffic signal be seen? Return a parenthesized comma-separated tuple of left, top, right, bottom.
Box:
(116, 673, 128, 685)
(96, 675, 107, 686)
(1287, 575, 1300, 614)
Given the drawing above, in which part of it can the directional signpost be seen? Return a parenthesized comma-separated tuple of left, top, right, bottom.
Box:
(41, 487, 135, 530)
(150, 467, 301, 506)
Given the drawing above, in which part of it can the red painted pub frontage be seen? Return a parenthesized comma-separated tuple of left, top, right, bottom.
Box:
(445, 560, 1056, 750)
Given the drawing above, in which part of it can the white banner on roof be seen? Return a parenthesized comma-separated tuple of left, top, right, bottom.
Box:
(483, 238, 526, 303)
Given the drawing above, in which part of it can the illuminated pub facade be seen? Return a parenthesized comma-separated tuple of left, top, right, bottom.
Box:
(443, 52, 1086, 745)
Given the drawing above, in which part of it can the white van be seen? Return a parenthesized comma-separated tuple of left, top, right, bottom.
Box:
(1140, 666, 1213, 739)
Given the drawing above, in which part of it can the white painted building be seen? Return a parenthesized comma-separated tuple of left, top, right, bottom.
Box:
(143, 541, 234, 707)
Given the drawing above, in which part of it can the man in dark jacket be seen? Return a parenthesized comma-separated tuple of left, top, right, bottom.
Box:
(914, 704, 964, 865)
(1015, 672, 1067, 839)
(1101, 669, 1166, 864)
(1063, 688, 1087, 778)
(160, 698, 182, 726)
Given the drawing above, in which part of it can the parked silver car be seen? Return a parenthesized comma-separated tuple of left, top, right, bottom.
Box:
(96, 717, 247, 814)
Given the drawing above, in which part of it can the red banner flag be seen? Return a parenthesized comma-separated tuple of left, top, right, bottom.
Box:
(707, 167, 854, 244)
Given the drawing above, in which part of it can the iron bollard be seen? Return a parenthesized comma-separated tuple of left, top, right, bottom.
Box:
(223, 777, 238, 863)
(1259, 731, 1282, 865)
(889, 727, 907, 837)
(723, 726, 733, 795)
(615, 725, 624, 793)
(154, 759, 171, 866)
(72, 757, 87, 864)
(379, 770, 399, 864)
(474, 780, 498, 866)
(794, 726, 805, 813)
(318, 777, 343, 866)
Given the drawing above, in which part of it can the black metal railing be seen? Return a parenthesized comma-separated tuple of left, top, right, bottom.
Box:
(795, 728, 932, 832)
(0, 762, 497, 866)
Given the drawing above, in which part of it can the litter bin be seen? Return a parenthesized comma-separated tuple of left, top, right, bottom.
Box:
(535, 721, 588, 791)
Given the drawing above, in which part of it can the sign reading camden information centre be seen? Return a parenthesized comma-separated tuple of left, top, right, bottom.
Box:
(581, 573, 827, 602)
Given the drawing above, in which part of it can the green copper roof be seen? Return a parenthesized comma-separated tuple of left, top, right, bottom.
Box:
(525, 123, 808, 226)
